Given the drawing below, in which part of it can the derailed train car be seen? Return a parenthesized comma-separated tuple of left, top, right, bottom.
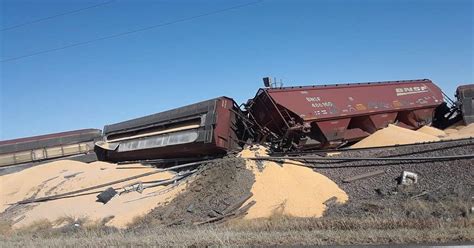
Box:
(95, 97, 251, 162)
(3, 78, 466, 167)
(0, 129, 102, 167)
(246, 79, 444, 150)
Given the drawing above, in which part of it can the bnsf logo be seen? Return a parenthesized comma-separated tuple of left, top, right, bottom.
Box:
(395, 85, 428, 96)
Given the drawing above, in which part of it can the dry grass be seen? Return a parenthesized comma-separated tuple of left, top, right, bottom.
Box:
(1, 214, 472, 247)
(0, 220, 13, 236)
(1, 193, 473, 246)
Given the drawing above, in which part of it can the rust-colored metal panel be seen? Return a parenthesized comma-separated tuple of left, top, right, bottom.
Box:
(265, 79, 442, 121)
(315, 118, 351, 142)
(343, 128, 370, 142)
(369, 112, 398, 130)
(398, 108, 437, 128)
(348, 112, 398, 134)
(213, 97, 243, 151)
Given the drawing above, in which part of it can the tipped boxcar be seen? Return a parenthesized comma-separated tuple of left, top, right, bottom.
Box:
(246, 79, 444, 150)
(0, 129, 102, 167)
(456, 84, 474, 125)
(96, 97, 249, 162)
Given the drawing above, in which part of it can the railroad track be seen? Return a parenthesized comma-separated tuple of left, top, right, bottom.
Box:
(1, 137, 472, 176)
(270, 137, 474, 157)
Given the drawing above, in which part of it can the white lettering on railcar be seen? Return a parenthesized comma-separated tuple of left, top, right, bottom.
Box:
(311, 102, 334, 108)
(306, 97, 321, 102)
(306, 96, 334, 108)
(395, 85, 429, 96)
(314, 110, 328, 115)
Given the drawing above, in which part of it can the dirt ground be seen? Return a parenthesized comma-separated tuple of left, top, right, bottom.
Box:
(135, 157, 255, 226)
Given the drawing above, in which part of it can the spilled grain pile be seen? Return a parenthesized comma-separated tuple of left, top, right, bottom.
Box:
(350, 123, 474, 149)
(1, 147, 350, 228)
(417, 124, 474, 140)
(0, 160, 184, 228)
(140, 149, 348, 225)
(417, 125, 447, 137)
(351, 124, 440, 148)
(239, 146, 348, 219)
(442, 123, 474, 140)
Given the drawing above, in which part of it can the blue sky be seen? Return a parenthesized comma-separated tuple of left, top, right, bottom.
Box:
(1, 0, 472, 140)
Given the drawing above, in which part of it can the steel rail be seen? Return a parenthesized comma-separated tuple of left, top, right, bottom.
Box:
(15, 159, 213, 205)
(116, 156, 218, 165)
(270, 137, 474, 156)
(251, 153, 474, 161)
(13, 173, 193, 205)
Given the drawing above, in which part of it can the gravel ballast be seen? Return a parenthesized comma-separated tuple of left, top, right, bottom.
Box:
(309, 139, 474, 219)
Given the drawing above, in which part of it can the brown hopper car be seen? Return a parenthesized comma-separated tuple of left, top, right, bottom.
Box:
(246, 79, 444, 150)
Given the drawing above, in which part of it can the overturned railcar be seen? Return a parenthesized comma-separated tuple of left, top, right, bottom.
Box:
(96, 97, 249, 162)
(456, 84, 474, 125)
(247, 79, 444, 150)
(0, 129, 102, 167)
